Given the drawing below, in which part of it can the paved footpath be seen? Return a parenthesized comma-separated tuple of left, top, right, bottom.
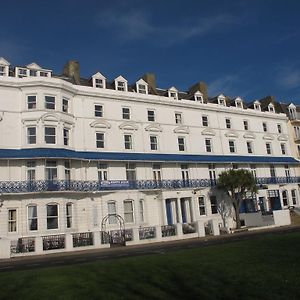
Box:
(0, 225, 299, 273)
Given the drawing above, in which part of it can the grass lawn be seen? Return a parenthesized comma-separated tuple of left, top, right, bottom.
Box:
(1, 232, 300, 300)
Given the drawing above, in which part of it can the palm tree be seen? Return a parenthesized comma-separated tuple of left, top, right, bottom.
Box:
(217, 169, 257, 229)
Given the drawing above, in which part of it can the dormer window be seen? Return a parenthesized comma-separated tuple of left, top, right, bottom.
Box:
(39, 71, 49, 77)
(168, 87, 178, 100)
(254, 101, 261, 111)
(92, 72, 106, 89)
(288, 104, 296, 119)
(218, 94, 226, 106)
(235, 97, 243, 108)
(114, 76, 128, 92)
(136, 79, 148, 94)
(0, 66, 5, 76)
(30, 70, 37, 77)
(194, 91, 203, 102)
(26, 63, 52, 78)
(268, 104, 275, 113)
(18, 68, 28, 78)
(95, 78, 104, 88)
(0, 57, 10, 76)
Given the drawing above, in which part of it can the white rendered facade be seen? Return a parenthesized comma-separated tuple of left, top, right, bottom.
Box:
(0, 58, 299, 257)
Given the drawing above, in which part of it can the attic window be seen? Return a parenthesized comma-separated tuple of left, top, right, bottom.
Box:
(194, 92, 203, 102)
(18, 68, 28, 78)
(235, 101, 243, 108)
(254, 102, 261, 111)
(137, 84, 147, 94)
(289, 107, 296, 119)
(218, 98, 226, 106)
(39, 71, 49, 77)
(0, 66, 5, 76)
(268, 104, 275, 113)
(95, 78, 104, 88)
(30, 70, 37, 77)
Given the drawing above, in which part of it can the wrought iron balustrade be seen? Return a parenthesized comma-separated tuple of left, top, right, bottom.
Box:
(10, 237, 35, 254)
(72, 232, 94, 247)
(161, 225, 177, 237)
(0, 176, 299, 194)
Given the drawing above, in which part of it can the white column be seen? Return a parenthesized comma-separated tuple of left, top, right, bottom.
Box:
(196, 220, 205, 237)
(176, 198, 183, 223)
(132, 227, 140, 242)
(155, 225, 162, 241)
(176, 223, 183, 238)
(35, 236, 43, 254)
(65, 233, 73, 251)
(93, 231, 101, 247)
(210, 219, 220, 236)
(161, 199, 167, 225)
(0, 238, 11, 259)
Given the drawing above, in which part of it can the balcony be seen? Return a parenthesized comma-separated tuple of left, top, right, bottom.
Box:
(0, 177, 299, 194)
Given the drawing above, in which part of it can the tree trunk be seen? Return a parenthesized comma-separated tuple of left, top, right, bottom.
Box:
(235, 209, 241, 229)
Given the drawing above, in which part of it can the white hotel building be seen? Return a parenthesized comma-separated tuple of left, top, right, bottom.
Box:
(0, 57, 298, 257)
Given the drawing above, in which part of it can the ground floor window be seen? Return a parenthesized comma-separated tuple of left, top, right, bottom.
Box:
(66, 203, 72, 228)
(198, 196, 206, 215)
(210, 196, 218, 214)
(28, 205, 38, 231)
(108, 201, 117, 224)
(139, 199, 145, 222)
(47, 204, 59, 229)
(291, 189, 298, 205)
(8, 209, 17, 232)
(124, 200, 134, 223)
(282, 191, 288, 206)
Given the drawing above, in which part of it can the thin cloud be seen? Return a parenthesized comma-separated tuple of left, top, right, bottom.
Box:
(276, 64, 300, 89)
(94, 8, 239, 45)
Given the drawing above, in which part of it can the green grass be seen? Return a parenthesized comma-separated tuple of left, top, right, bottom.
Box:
(1, 232, 300, 300)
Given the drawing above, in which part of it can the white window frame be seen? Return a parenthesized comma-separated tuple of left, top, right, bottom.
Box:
(98, 163, 108, 181)
(27, 127, 37, 144)
(96, 132, 105, 148)
(150, 135, 158, 151)
(28, 205, 38, 231)
(243, 120, 249, 131)
(246, 141, 253, 154)
(27, 95, 37, 109)
(124, 134, 133, 150)
(178, 137, 186, 152)
(8, 209, 17, 232)
(63, 128, 70, 146)
(94, 104, 103, 117)
(46, 203, 59, 230)
(225, 118, 231, 129)
(198, 196, 206, 216)
(229, 140, 236, 153)
(147, 109, 155, 122)
(262, 122, 268, 132)
(122, 107, 131, 120)
(205, 138, 212, 153)
(44, 126, 56, 144)
(66, 203, 73, 228)
(124, 200, 134, 223)
(175, 112, 183, 124)
(45, 96, 55, 110)
(202, 115, 209, 127)
(266, 142, 272, 155)
(281, 143, 286, 155)
(62, 98, 69, 113)
(277, 124, 282, 134)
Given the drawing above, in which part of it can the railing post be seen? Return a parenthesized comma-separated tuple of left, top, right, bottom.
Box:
(176, 223, 183, 238)
(196, 220, 206, 237)
(133, 227, 140, 242)
(65, 233, 73, 251)
(155, 225, 162, 241)
(35, 236, 43, 254)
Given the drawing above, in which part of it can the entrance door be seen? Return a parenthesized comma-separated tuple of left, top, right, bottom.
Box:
(166, 199, 173, 225)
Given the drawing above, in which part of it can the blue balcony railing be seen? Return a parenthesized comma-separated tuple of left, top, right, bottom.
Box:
(0, 177, 299, 194)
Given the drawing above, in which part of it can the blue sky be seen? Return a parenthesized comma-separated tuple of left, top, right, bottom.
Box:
(1, 0, 300, 103)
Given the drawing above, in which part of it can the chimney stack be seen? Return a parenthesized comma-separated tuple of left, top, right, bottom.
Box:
(142, 73, 157, 94)
(63, 60, 80, 85)
(188, 81, 208, 102)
